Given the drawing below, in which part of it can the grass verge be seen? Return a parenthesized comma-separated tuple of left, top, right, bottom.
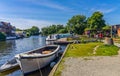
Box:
(54, 42, 119, 76)
(53, 59, 65, 76)
(95, 44, 119, 56)
(64, 42, 102, 57)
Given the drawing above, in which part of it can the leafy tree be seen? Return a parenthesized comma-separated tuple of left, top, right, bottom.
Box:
(58, 28, 68, 33)
(67, 15, 87, 34)
(30, 26, 40, 35)
(41, 27, 49, 35)
(16, 28, 22, 31)
(87, 11, 106, 30)
(41, 24, 67, 35)
(0, 32, 6, 41)
(24, 26, 40, 35)
(102, 25, 111, 31)
(102, 25, 111, 37)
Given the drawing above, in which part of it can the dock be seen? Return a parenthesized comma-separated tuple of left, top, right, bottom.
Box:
(53, 38, 73, 45)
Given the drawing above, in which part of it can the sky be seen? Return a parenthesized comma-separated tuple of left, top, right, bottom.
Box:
(0, 0, 120, 29)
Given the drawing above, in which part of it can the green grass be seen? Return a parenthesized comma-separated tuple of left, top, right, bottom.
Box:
(95, 45, 119, 56)
(64, 42, 119, 57)
(54, 59, 65, 76)
(67, 36, 98, 42)
(54, 42, 119, 76)
(64, 42, 102, 57)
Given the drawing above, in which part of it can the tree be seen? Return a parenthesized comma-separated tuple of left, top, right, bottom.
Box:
(41, 24, 67, 35)
(102, 25, 111, 31)
(58, 28, 68, 33)
(25, 26, 40, 35)
(67, 15, 87, 34)
(0, 32, 6, 41)
(16, 28, 22, 31)
(30, 26, 40, 35)
(102, 25, 111, 37)
(87, 11, 106, 30)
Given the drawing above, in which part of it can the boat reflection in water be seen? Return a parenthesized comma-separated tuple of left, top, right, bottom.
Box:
(0, 58, 19, 72)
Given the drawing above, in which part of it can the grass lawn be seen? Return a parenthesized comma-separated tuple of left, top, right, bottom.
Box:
(54, 42, 119, 76)
(65, 42, 102, 57)
(95, 45, 119, 56)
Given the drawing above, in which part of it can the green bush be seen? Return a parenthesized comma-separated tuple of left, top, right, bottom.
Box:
(58, 29, 68, 33)
(26, 32, 31, 37)
(0, 32, 6, 41)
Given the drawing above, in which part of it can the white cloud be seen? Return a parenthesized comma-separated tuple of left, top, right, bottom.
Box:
(20, 0, 71, 11)
(90, 8, 117, 14)
(0, 18, 56, 29)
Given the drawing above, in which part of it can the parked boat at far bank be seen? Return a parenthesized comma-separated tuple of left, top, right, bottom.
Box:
(46, 33, 72, 41)
(6, 36, 17, 40)
(46, 34, 58, 41)
(15, 45, 60, 75)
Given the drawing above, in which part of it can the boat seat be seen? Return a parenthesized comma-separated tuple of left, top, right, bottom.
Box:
(42, 50, 52, 54)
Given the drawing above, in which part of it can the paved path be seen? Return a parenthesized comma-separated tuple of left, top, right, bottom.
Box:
(61, 50, 120, 76)
(93, 45, 99, 54)
(114, 43, 120, 47)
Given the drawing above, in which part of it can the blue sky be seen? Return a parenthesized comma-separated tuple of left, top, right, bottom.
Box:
(0, 0, 120, 29)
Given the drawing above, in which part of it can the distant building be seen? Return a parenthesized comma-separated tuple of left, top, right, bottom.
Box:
(112, 24, 120, 33)
(117, 28, 120, 37)
(112, 24, 120, 37)
(16, 31, 26, 37)
(0, 21, 16, 36)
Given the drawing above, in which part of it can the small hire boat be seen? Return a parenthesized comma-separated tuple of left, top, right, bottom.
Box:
(6, 36, 17, 40)
(15, 45, 60, 75)
(46, 34, 59, 41)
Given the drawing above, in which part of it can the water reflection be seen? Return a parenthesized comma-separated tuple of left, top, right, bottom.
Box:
(0, 36, 46, 66)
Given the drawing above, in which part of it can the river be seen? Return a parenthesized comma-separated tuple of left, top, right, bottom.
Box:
(0, 36, 66, 76)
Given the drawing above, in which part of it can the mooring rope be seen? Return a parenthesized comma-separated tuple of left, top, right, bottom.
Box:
(36, 58, 43, 76)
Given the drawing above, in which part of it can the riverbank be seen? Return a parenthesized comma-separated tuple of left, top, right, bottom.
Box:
(53, 42, 120, 76)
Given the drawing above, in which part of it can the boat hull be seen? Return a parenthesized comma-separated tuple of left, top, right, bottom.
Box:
(46, 39, 57, 41)
(16, 53, 57, 74)
(15, 45, 60, 75)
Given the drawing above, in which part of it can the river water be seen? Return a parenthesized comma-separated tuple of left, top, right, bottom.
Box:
(0, 36, 66, 76)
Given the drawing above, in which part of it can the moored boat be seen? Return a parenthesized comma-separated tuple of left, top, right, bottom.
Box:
(46, 33, 72, 41)
(15, 45, 60, 75)
(46, 34, 59, 41)
(6, 36, 17, 40)
(0, 58, 19, 72)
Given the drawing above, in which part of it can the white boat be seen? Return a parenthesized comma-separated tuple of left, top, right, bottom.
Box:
(0, 58, 19, 72)
(6, 36, 17, 40)
(46, 34, 59, 41)
(15, 45, 60, 75)
(46, 33, 72, 41)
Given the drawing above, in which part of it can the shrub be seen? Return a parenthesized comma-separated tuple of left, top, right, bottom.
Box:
(26, 32, 31, 37)
(0, 32, 6, 41)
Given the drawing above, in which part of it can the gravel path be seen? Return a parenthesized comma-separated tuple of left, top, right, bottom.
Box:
(61, 51, 120, 76)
